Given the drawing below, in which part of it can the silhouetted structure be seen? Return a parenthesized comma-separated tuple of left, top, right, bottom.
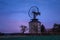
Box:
(29, 19, 41, 33)
(28, 6, 41, 33)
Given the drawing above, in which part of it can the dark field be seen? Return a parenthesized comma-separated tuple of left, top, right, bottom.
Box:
(0, 35, 60, 40)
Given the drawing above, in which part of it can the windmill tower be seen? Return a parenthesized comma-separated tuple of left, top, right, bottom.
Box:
(28, 6, 41, 33)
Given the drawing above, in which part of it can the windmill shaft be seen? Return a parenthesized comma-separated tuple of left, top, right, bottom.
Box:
(33, 13, 36, 19)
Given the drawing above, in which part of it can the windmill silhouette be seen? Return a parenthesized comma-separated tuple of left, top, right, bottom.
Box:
(28, 6, 41, 33)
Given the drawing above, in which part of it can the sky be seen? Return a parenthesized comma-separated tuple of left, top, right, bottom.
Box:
(0, 0, 60, 33)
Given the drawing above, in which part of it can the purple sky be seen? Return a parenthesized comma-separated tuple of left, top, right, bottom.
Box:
(0, 0, 60, 33)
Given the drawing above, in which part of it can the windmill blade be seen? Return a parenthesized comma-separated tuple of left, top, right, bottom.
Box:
(28, 6, 40, 19)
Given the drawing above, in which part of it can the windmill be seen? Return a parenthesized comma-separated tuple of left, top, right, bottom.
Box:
(28, 6, 41, 33)
(28, 6, 40, 19)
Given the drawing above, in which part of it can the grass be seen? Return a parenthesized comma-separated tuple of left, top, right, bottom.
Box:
(0, 35, 60, 40)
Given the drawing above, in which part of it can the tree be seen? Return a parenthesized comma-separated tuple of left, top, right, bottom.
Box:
(41, 24, 46, 32)
(53, 23, 60, 32)
(20, 25, 27, 34)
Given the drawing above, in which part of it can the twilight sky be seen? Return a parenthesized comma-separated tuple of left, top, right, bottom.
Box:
(0, 0, 60, 33)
